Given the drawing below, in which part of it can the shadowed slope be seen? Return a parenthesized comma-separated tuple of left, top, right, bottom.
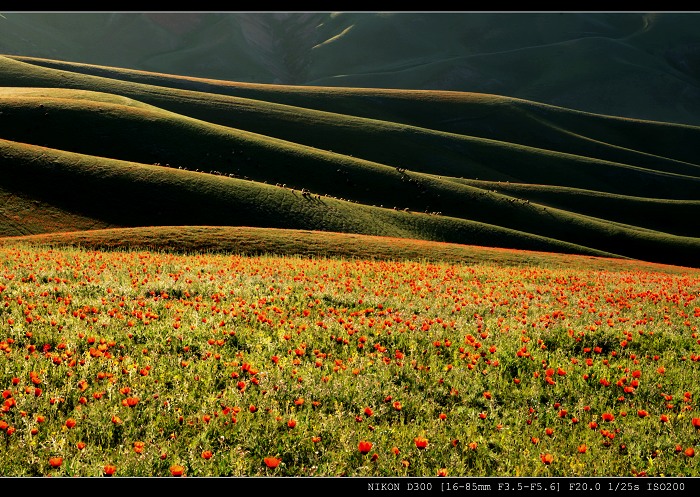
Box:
(2, 12, 700, 125)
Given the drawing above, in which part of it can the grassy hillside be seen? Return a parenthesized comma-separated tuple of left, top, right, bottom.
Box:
(1, 12, 699, 125)
(0, 55, 699, 267)
(5, 226, 700, 276)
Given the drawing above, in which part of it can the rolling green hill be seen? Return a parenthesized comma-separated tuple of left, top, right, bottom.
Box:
(0, 55, 699, 268)
(1, 12, 699, 125)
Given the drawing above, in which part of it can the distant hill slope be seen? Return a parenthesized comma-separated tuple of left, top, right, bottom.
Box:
(0, 55, 699, 268)
(4, 226, 698, 275)
(1, 12, 699, 125)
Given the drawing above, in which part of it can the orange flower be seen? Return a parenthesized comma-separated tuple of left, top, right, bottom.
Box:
(264, 456, 281, 468)
(123, 397, 139, 408)
(49, 457, 63, 468)
(414, 436, 429, 449)
(65, 418, 76, 429)
(103, 464, 116, 476)
(311, 436, 321, 443)
(392, 401, 402, 411)
(364, 407, 373, 417)
(391, 446, 400, 455)
(133, 441, 145, 454)
(201, 450, 213, 460)
(111, 415, 122, 424)
(249, 404, 257, 413)
(439, 413, 447, 421)
(358, 441, 373, 454)
(602, 413, 614, 422)
(541, 453, 553, 465)
(660, 414, 669, 423)
(76, 441, 86, 450)
(685, 447, 695, 457)
(287, 419, 297, 428)
(468, 441, 478, 450)
(437, 468, 448, 477)
(637, 410, 648, 418)
(578, 445, 587, 453)
(692, 418, 700, 430)
(169, 464, 185, 476)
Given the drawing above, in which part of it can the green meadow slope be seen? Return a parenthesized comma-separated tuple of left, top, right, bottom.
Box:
(0, 55, 699, 267)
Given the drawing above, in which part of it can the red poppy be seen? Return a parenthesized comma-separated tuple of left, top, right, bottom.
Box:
(49, 457, 63, 468)
(201, 450, 212, 460)
(364, 407, 373, 417)
(65, 418, 76, 429)
(392, 401, 402, 411)
(541, 453, 553, 465)
(578, 445, 587, 453)
(692, 418, 700, 430)
(358, 441, 373, 454)
(76, 441, 86, 450)
(287, 419, 297, 428)
(437, 468, 448, 477)
(637, 410, 648, 418)
(602, 413, 615, 422)
(169, 464, 185, 476)
(414, 436, 429, 449)
(660, 414, 669, 423)
(103, 464, 116, 476)
(685, 447, 695, 457)
(133, 441, 145, 454)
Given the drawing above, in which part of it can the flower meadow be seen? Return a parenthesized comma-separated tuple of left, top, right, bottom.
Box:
(0, 245, 699, 477)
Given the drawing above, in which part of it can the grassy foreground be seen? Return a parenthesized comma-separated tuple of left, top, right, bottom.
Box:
(0, 244, 698, 477)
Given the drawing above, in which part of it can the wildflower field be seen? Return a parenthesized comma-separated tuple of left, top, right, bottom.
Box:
(0, 244, 699, 477)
